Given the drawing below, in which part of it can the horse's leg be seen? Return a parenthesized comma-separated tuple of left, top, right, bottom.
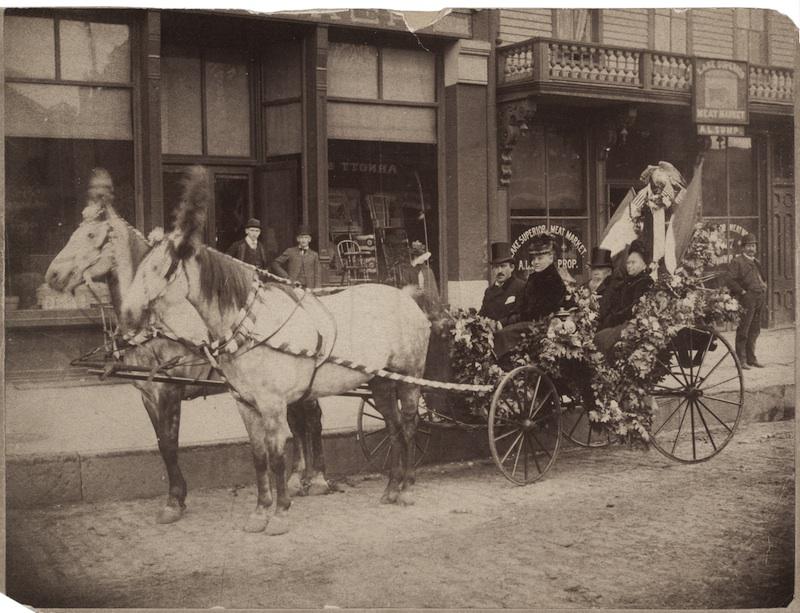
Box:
(304, 399, 330, 496)
(235, 400, 273, 533)
(261, 402, 293, 536)
(368, 379, 403, 504)
(285, 402, 307, 497)
(140, 384, 187, 524)
(396, 382, 421, 506)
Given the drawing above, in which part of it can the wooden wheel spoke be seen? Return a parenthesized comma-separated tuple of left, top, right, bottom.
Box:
(689, 401, 697, 460)
(696, 398, 734, 435)
(511, 434, 524, 477)
(494, 426, 519, 443)
(694, 401, 718, 451)
(525, 432, 544, 474)
(668, 339, 692, 386)
(527, 374, 542, 418)
(567, 408, 586, 438)
(701, 393, 741, 407)
(669, 400, 692, 455)
(698, 374, 741, 392)
(656, 357, 688, 387)
(651, 397, 688, 436)
(529, 389, 554, 422)
(697, 351, 730, 386)
(500, 432, 524, 465)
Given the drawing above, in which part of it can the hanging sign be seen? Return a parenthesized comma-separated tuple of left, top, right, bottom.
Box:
(693, 59, 749, 125)
(697, 124, 746, 136)
(510, 224, 588, 273)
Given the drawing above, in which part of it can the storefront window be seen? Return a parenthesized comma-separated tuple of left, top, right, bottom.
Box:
(161, 46, 252, 157)
(4, 14, 134, 313)
(328, 140, 438, 284)
(509, 121, 589, 280)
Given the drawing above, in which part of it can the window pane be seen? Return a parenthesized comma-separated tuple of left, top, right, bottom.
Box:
(264, 42, 302, 101)
(161, 53, 202, 155)
(327, 102, 435, 143)
(215, 175, 250, 251)
(6, 83, 132, 140)
(550, 218, 590, 281)
(728, 137, 754, 216)
(266, 102, 302, 156)
(4, 16, 56, 79)
(509, 125, 546, 216)
(701, 139, 727, 216)
(382, 48, 435, 102)
(6, 138, 134, 309)
(59, 21, 130, 83)
(547, 129, 585, 214)
(205, 50, 251, 157)
(328, 43, 379, 99)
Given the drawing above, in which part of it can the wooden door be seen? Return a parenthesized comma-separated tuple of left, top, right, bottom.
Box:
(769, 184, 795, 326)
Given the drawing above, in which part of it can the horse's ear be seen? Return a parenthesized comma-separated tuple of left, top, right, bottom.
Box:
(173, 166, 210, 244)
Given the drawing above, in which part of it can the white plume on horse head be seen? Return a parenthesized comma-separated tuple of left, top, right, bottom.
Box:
(148, 227, 166, 245)
(172, 166, 211, 257)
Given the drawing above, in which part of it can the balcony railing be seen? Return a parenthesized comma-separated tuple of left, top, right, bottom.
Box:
(498, 38, 793, 106)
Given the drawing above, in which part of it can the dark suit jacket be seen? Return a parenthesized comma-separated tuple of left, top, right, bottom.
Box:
(272, 247, 322, 288)
(726, 254, 767, 296)
(518, 264, 566, 323)
(226, 239, 275, 269)
(599, 270, 653, 329)
(479, 277, 526, 326)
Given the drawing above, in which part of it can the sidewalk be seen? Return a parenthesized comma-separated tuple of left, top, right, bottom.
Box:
(6, 327, 795, 508)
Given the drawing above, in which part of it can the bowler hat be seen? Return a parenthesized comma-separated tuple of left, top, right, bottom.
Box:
(590, 247, 613, 269)
(245, 218, 261, 229)
(628, 239, 651, 264)
(490, 242, 514, 265)
(296, 224, 312, 236)
(529, 234, 555, 256)
(742, 233, 758, 246)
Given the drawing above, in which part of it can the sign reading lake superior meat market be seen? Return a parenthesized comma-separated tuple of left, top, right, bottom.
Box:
(693, 59, 748, 125)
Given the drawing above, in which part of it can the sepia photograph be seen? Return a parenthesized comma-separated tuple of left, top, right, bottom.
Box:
(3, 4, 797, 609)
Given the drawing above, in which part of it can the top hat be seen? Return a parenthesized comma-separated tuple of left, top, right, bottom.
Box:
(589, 247, 613, 269)
(296, 224, 312, 236)
(627, 239, 651, 264)
(490, 242, 514, 265)
(245, 218, 261, 229)
(742, 233, 758, 246)
(529, 234, 555, 256)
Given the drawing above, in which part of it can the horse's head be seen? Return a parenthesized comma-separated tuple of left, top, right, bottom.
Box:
(121, 232, 191, 331)
(45, 204, 115, 293)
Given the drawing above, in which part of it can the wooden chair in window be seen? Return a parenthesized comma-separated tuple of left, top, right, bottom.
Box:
(336, 239, 375, 284)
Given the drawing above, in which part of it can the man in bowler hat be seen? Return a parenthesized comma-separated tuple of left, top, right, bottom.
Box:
(726, 233, 767, 369)
(479, 242, 525, 326)
(226, 218, 278, 270)
(273, 224, 323, 288)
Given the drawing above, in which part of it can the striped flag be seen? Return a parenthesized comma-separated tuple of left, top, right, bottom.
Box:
(599, 187, 646, 257)
(664, 160, 703, 273)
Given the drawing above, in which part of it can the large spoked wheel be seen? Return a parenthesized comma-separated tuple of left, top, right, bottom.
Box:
(489, 365, 561, 485)
(356, 397, 432, 471)
(561, 396, 611, 448)
(647, 326, 744, 463)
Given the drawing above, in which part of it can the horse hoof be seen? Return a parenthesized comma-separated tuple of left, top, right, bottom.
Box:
(380, 490, 399, 504)
(287, 474, 304, 498)
(156, 505, 184, 524)
(397, 490, 415, 506)
(307, 477, 330, 497)
(265, 515, 290, 536)
(243, 513, 268, 533)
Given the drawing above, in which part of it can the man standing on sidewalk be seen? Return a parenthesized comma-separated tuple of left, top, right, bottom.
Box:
(726, 233, 767, 370)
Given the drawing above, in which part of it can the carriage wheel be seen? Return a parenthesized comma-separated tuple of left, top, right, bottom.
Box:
(561, 397, 611, 448)
(489, 365, 561, 485)
(356, 397, 432, 471)
(647, 326, 744, 463)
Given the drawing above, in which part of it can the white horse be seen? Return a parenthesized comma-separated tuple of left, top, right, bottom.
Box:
(121, 167, 431, 535)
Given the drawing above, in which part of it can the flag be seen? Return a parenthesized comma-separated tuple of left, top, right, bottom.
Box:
(599, 187, 644, 257)
(664, 160, 703, 274)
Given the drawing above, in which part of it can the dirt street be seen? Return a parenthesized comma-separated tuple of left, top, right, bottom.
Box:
(7, 419, 795, 609)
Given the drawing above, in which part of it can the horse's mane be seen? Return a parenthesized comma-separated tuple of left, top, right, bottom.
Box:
(195, 245, 254, 313)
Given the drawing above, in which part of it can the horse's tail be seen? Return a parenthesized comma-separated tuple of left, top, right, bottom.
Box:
(174, 166, 211, 244)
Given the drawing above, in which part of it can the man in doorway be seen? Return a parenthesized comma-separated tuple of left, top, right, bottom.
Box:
(273, 224, 323, 288)
(479, 242, 525, 327)
(726, 233, 767, 370)
(226, 218, 277, 270)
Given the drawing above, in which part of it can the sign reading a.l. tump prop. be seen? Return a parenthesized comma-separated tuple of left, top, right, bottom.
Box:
(693, 58, 749, 126)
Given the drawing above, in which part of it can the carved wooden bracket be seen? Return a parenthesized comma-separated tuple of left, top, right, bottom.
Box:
(597, 106, 638, 161)
(498, 99, 536, 186)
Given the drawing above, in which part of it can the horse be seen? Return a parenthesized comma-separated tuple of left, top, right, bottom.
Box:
(45, 194, 330, 528)
(121, 167, 431, 535)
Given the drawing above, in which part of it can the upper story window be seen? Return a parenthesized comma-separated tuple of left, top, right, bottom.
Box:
(554, 9, 597, 43)
(161, 46, 253, 158)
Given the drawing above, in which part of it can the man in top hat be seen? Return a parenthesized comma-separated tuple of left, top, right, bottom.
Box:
(273, 224, 322, 288)
(226, 217, 278, 270)
(518, 233, 567, 323)
(594, 239, 653, 358)
(479, 242, 525, 326)
(583, 247, 614, 297)
(726, 233, 767, 369)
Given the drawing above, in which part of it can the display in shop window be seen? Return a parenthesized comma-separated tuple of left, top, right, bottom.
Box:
(510, 222, 588, 282)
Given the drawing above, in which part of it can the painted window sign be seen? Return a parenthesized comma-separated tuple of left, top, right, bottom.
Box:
(510, 223, 588, 273)
(693, 59, 748, 125)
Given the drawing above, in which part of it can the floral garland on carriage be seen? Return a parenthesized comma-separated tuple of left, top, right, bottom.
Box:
(447, 165, 743, 442)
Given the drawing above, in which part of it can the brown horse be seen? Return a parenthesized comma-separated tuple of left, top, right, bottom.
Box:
(121, 167, 431, 535)
(45, 195, 329, 528)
